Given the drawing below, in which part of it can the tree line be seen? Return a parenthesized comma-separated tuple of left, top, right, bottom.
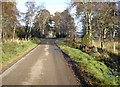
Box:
(1, 1, 120, 48)
(2, 1, 51, 41)
(56, 1, 120, 50)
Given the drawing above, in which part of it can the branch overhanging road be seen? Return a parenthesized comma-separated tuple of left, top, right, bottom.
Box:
(1, 39, 80, 85)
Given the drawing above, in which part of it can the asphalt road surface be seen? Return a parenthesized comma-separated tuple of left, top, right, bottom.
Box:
(1, 39, 80, 85)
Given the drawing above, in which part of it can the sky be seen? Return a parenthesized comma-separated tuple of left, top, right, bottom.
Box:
(16, 0, 120, 32)
(16, 0, 83, 32)
(16, 0, 71, 15)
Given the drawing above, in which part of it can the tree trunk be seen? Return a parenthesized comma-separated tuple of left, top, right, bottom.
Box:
(101, 29, 104, 49)
(89, 17, 92, 45)
(12, 24, 16, 40)
(29, 26, 32, 39)
(113, 42, 116, 53)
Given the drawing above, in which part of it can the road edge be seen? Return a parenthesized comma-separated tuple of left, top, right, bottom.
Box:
(55, 41, 87, 87)
(1, 45, 39, 74)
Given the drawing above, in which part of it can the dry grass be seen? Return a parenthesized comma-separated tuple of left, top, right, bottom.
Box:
(93, 41, 120, 55)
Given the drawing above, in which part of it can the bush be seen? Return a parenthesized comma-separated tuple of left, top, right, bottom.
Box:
(82, 33, 93, 47)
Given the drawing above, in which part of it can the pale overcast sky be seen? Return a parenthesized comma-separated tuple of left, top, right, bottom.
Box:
(16, 0, 120, 32)
(16, 0, 83, 32)
(16, 0, 71, 15)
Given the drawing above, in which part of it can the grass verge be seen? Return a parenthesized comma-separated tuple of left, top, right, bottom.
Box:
(55, 40, 119, 86)
(1, 39, 40, 68)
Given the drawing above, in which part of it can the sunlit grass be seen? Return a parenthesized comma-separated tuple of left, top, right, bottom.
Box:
(56, 40, 119, 85)
(1, 39, 40, 63)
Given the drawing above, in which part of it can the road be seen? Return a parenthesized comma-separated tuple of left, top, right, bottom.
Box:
(1, 39, 80, 85)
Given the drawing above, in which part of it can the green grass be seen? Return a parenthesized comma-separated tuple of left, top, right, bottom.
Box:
(1, 39, 40, 62)
(55, 40, 119, 85)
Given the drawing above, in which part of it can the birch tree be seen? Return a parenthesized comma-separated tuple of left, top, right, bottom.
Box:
(35, 9, 50, 36)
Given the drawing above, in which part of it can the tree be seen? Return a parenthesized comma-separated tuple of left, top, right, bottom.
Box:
(60, 9, 76, 41)
(35, 9, 50, 37)
(53, 12, 61, 37)
(74, 1, 98, 47)
(91, 2, 118, 48)
(73, 1, 119, 48)
(23, 1, 37, 39)
(2, 2, 19, 40)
